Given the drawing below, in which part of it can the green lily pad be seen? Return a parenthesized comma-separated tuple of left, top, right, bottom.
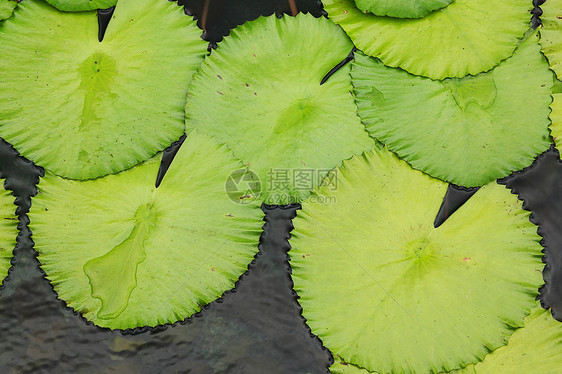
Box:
(452, 303, 562, 373)
(353, 0, 453, 19)
(29, 132, 263, 330)
(185, 14, 375, 204)
(45, 0, 116, 12)
(289, 148, 544, 373)
(540, 0, 562, 79)
(323, 0, 531, 79)
(0, 179, 17, 287)
(330, 305, 562, 374)
(0, 0, 207, 180)
(551, 93, 562, 153)
(0, 0, 17, 20)
(331, 303, 562, 373)
(352, 33, 553, 187)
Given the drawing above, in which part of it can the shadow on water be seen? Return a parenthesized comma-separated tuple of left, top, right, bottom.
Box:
(177, 0, 324, 47)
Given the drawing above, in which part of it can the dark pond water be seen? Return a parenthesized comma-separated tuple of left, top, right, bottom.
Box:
(1, 0, 561, 373)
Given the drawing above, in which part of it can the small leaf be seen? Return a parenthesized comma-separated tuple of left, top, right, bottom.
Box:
(0, 0, 17, 20)
(44, 0, 116, 12)
(322, 0, 532, 79)
(354, 0, 453, 18)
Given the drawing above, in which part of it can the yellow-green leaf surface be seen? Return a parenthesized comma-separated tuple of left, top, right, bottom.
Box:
(45, 0, 116, 11)
(352, 33, 553, 187)
(540, 0, 562, 79)
(29, 132, 263, 330)
(185, 14, 375, 204)
(0, 0, 17, 20)
(331, 303, 562, 373)
(323, 0, 531, 79)
(0, 0, 207, 180)
(0, 179, 17, 286)
(354, 0, 453, 18)
(453, 303, 562, 373)
(290, 148, 544, 374)
(551, 93, 562, 152)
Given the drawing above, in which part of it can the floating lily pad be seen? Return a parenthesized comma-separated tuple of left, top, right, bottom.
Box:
(352, 33, 552, 187)
(331, 303, 562, 373)
(0, 179, 17, 287)
(29, 132, 262, 330)
(323, 0, 531, 79)
(0, 0, 207, 180)
(45, 0, 116, 12)
(452, 303, 562, 373)
(0, 0, 17, 20)
(333, 303, 562, 374)
(289, 148, 544, 373)
(354, 0, 453, 19)
(540, 0, 562, 79)
(185, 14, 375, 204)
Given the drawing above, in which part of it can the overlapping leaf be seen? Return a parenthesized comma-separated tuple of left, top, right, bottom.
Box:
(0, 0, 207, 180)
(352, 33, 553, 187)
(330, 303, 562, 373)
(323, 0, 531, 79)
(29, 132, 263, 330)
(354, 0, 453, 19)
(290, 148, 543, 373)
(0, 0, 17, 20)
(540, 0, 562, 79)
(45, 0, 116, 11)
(185, 14, 375, 204)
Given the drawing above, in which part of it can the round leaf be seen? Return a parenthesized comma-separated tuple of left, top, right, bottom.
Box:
(352, 33, 553, 187)
(353, 0, 453, 19)
(290, 148, 544, 373)
(323, 0, 531, 79)
(185, 14, 375, 204)
(0, 0, 207, 180)
(29, 132, 263, 330)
